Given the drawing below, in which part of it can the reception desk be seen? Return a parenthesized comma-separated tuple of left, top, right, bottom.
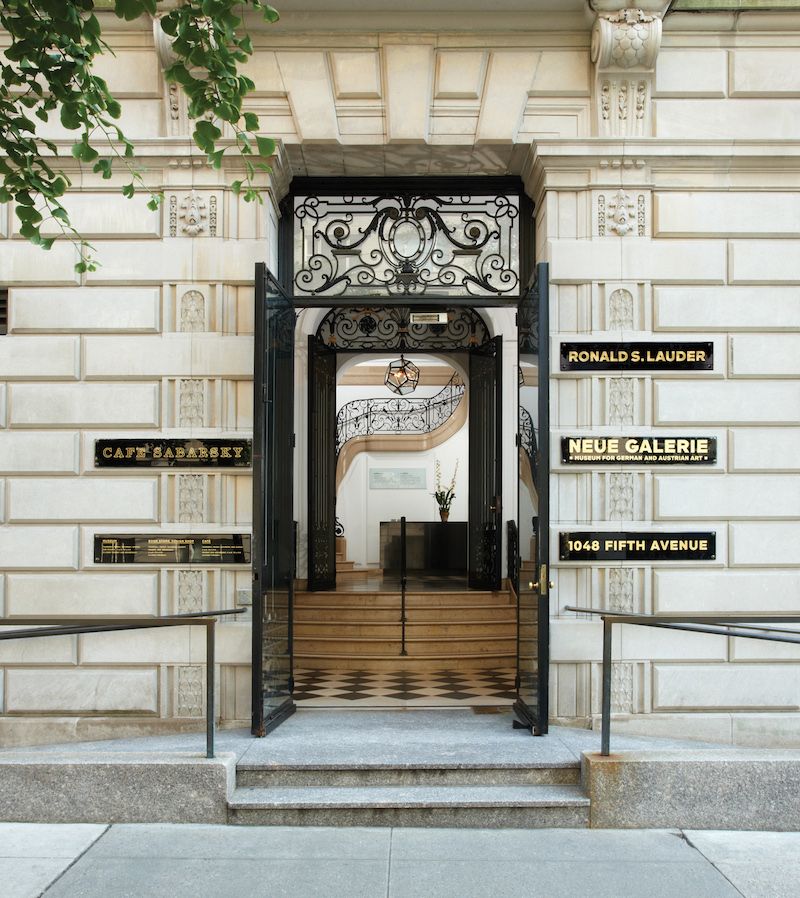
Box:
(380, 521, 467, 574)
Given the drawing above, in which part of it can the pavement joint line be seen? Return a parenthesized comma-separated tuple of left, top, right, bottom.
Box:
(386, 827, 394, 898)
(679, 829, 749, 898)
(39, 823, 111, 897)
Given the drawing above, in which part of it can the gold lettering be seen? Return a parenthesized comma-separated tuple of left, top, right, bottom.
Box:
(103, 447, 112, 458)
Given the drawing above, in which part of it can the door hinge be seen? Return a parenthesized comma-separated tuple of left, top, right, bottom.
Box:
(291, 433, 296, 448)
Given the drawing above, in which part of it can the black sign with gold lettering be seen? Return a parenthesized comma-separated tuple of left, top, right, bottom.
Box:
(560, 342, 713, 371)
(561, 436, 717, 465)
(94, 534, 251, 564)
(94, 439, 251, 468)
(559, 531, 716, 561)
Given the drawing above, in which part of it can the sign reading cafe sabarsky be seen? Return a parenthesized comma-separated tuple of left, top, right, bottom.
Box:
(95, 439, 252, 468)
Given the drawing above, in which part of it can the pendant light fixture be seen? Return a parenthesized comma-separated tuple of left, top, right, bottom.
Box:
(384, 354, 420, 395)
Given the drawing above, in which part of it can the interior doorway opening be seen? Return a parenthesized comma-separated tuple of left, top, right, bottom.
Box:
(251, 177, 549, 737)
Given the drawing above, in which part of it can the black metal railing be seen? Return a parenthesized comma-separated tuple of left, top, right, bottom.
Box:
(400, 516, 408, 656)
(506, 519, 519, 596)
(336, 372, 465, 455)
(0, 608, 244, 759)
(565, 606, 800, 756)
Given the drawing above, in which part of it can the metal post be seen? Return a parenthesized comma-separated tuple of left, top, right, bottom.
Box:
(400, 515, 407, 656)
(206, 620, 215, 759)
(601, 617, 612, 756)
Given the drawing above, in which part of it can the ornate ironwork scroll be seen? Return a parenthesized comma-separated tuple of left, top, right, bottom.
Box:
(316, 305, 490, 352)
(336, 373, 465, 455)
(294, 192, 520, 296)
(519, 407, 537, 466)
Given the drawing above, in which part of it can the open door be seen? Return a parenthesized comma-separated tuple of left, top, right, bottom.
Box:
(252, 263, 296, 736)
(307, 337, 337, 591)
(514, 262, 550, 735)
(468, 335, 503, 590)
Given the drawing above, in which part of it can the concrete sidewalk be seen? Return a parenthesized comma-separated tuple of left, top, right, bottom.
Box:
(2, 823, 798, 898)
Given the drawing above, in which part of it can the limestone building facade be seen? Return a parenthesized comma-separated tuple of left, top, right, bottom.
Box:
(1, 0, 799, 748)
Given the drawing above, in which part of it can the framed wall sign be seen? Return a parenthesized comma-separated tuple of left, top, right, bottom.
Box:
(559, 531, 716, 561)
(560, 342, 713, 372)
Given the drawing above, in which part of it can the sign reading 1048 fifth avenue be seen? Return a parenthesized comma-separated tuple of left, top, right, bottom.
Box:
(559, 532, 716, 562)
(562, 436, 717, 465)
(95, 439, 251, 468)
(560, 342, 713, 372)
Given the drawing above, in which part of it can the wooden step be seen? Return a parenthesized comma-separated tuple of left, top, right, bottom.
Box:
(294, 591, 512, 608)
(293, 655, 516, 671)
(295, 635, 516, 655)
(294, 621, 516, 639)
(294, 605, 516, 623)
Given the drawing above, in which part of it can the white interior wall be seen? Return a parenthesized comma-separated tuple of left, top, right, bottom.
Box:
(337, 426, 469, 567)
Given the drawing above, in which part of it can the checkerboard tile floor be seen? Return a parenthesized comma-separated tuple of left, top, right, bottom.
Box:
(293, 668, 516, 707)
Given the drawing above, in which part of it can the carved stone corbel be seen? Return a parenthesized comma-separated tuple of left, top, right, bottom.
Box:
(153, 15, 189, 136)
(587, 2, 671, 137)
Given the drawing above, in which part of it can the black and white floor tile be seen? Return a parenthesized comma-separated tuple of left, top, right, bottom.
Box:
(293, 668, 516, 707)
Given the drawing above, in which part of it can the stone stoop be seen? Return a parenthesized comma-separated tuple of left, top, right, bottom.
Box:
(227, 761, 589, 827)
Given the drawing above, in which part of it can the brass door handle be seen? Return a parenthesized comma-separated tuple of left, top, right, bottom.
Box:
(531, 580, 555, 591)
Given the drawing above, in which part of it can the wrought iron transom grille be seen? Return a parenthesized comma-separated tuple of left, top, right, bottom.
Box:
(293, 191, 520, 297)
(316, 305, 491, 352)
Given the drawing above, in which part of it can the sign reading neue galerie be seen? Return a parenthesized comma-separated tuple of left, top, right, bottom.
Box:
(95, 439, 251, 468)
(560, 342, 713, 372)
(94, 534, 251, 564)
(559, 531, 716, 562)
(561, 436, 717, 465)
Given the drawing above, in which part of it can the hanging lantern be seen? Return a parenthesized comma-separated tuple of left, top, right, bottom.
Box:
(384, 355, 420, 395)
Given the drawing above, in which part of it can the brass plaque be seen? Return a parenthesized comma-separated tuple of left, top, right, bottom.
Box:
(561, 436, 717, 465)
(94, 439, 251, 468)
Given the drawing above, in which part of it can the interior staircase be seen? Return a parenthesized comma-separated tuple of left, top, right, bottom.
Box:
(294, 587, 517, 671)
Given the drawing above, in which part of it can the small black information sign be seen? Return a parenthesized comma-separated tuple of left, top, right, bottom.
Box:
(560, 342, 713, 372)
(94, 439, 251, 468)
(561, 436, 717, 466)
(94, 534, 251, 565)
(559, 531, 716, 562)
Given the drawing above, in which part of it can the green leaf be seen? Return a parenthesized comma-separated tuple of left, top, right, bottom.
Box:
(51, 207, 70, 223)
(255, 135, 276, 158)
(193, 119, 222, 154)
(122, 183, 135, 199)
(243, 111, 259, 131)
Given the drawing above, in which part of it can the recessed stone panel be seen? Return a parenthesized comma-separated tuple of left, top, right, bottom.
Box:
(653, 663, 800, 711)
(731, 240, 800, 284)
(6, 572, 159, 617)
(5, 668, 159, 713)
(0, 337, 79, 380)
(330, 50, 382, 99)
(9, 383, 160, 428)
(731, 335, 800, 377)
(0, 433, 79, 474)
(655, 49, 727, 97)
(656, 100, 800, 140)
(0, 526, 78, 569)
(655, 287, 800, 332)
(730, 522, 800, 567)
(731, 50, 800, 96)
(655, 193, 800, 238)
(10, 287, 160, 333)
(656, 474, 800, 520)
(7, 478, 159, 523)
(35, 194, 161, 239)
(732, 428, 800, 472)
(655, 381, 800, 425)
(79, 628, 191, 664)
(655, 569, 800, 615)
(434, 50, 486, 99)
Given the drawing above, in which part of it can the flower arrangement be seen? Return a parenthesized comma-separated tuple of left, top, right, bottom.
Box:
(433, 458, 459, 514)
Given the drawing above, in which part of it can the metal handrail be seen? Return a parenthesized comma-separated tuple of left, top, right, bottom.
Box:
(0, 608, 245, 759)
(400, 516, 408, 656)
(336, 372, 465, 455)
(564, 605, 800, 756)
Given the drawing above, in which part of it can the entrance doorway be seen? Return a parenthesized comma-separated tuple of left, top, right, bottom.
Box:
(251, 178, 549, 737)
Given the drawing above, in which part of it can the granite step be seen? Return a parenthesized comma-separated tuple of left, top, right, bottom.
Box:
(236, 763, 580, 788)
(227, 783, 590, 827)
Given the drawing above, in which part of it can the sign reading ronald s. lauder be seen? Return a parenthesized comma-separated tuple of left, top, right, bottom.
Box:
(560, 342, 713, 371)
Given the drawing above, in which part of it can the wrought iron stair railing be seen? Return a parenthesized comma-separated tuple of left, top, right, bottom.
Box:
(336, 373, 465, 455)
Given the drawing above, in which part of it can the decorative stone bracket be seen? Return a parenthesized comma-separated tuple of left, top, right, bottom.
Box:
(587, 2, 671, 137)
